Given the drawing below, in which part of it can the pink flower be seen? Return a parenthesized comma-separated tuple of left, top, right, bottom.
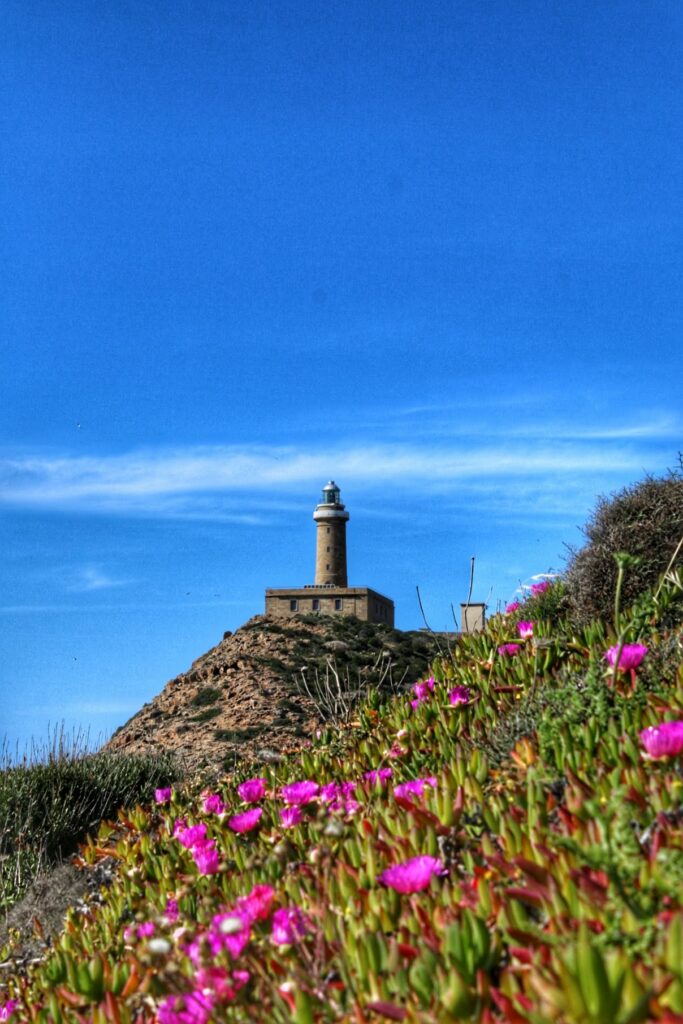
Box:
(605, 643, 648, 672)
(155, 787, 173, 804)
(517, 621, 534, 639)
(320, 782, 340, 803)
(175, 823, 208, 849)
(530, 581, 551, 596)
(271, 906, 310, 945)
(639, 720, 683, 759)
(236, 884, 275, 923)
(138, 921, 155, 938)
(394, 777, 437, 801)
(505, 601, 521, 614)
(0, 1001, 19, 1022)
(192, 840, 220, 875)
(158, 990, 215, 1024)
(237, 777, 267, 803)
(228, 808, 263, 833)
(498, 644, 521, 657)
(379, 855, 446, 894)
(279, 806, 303, 828)
(448, 685, 471, 705)
(364, 767, 393, 785)
(410, 677, 435, 708)
(387, 742, 407, 759)
(203, 792, 226, 815)
(164, 898, 179, 924)
(280, 780, 319, 805)
(194, 967, 250, 1003)
(209, 910, 251, 959)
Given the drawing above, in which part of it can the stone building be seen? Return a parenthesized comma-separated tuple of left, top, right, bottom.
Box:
(265, 481, 395, 626)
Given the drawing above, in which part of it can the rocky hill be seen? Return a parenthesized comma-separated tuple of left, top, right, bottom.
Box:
(104, 614, 442, 777)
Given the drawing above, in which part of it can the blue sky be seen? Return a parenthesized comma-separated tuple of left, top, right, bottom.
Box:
(1, 0, 681, 756)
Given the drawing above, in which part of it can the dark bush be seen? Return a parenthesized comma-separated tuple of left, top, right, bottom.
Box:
(564, 473, 683, 625)
(189, 686, 222, 707)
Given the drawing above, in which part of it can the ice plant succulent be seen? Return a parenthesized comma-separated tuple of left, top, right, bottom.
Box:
(410, 676, 435, 709)
(378, 855, 446, 894)
(394, 777, 437, 801)
(448, 685, 471, 705)
(228, 807, 263, 833)
(280, 780, 319, 805)
(505, 601, 521, 614)
(279, 806, 303, 828)
(202, 792, 226, 815)
(639, 720, 683, 760)
(498, 643, 521, 657)
(605, 643, 648, 672)
(271, 906, 310, 945)
(530, 580, 550, 596)
(154, 787, 173, 804)
(191, 840, 220, 875)
(517, 621, 534, 639)
(237, 777, 267, 803)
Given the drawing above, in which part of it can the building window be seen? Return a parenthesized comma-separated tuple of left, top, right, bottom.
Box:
(334, 598, 342, 611)
(289, 599, 298, 611)
(326, 563, 330, 570)
(312, 598, 320, 611)
(326, 546, 330, 552)
(326, 527, 330, 534)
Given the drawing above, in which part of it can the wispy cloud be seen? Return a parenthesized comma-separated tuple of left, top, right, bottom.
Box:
(66, 565, 134, 592)
(0, 414, 673, 519)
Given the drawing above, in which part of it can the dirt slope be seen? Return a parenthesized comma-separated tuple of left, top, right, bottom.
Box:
(104, 614, 440, 777)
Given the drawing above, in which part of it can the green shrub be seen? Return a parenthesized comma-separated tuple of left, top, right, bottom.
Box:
(189, 686, 222, 707)
(565, 473, 683, 625)
(0, 740, 179, 911)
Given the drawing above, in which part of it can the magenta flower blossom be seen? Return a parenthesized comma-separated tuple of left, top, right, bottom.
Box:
(517, 621, 534, 639)
(0, 1002, 18, 1022)
(192, 839, 220, 875)
(639, 720, 683, 759)
(164, 897, 179, 924)
(194, 967, 250, 1003)
(410, 676, 435, 709)
(158, 990, 215, 1024)
(237, 777, 267, 803)
(279, 806, 303, 828)
(448, 685, 471, 705)
(175, 823, 208, 849)
(236, 884, 275, 923)
(394, 777, 437, 801)
(155, 787, 173, 804)
(320, 782, 340, 803)
(364, 767, 393, 785)
(605, 643, 648, 672)
(498, 643, 521, 657)
(203, 792, 226, 815)
(138, 921, 156, 938)
(530, 581, 550, 596)
(210, 910, 251, 959)
(271, 906, 310, 945)
(280, 780, 319, 805)
(379, 855, 446, 894)
(228, 808, 263, 833)
(505, 601, 521, 614)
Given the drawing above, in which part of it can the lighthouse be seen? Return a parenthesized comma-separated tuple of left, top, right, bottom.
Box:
(264, 482, 394, 625)
(313, 481, 349, 586)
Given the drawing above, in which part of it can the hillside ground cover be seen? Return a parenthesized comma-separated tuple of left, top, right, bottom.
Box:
(0, 734, 180, 914)
(1, 569, 683, 1023)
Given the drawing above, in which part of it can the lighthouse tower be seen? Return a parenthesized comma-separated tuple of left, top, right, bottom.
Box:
(264, 481, 394, 625)
(313, 481, 349, 586)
